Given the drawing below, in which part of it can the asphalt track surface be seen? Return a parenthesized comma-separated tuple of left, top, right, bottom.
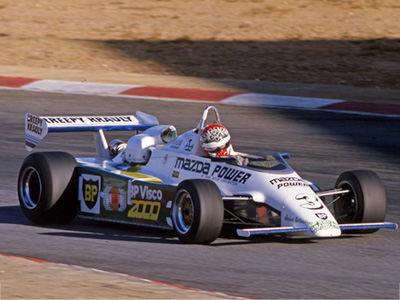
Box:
(1, 89, 399, 299)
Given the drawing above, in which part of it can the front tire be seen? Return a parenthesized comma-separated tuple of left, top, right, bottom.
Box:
(333, 170, 386, 233)
(18, 152, 78, 224)
(172, 180, 224, 244)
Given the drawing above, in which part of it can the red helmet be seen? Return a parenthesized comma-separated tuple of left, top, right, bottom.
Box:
(200, 124, 232, 157)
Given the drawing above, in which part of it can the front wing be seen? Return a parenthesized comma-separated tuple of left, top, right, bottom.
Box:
(237, 222, 398, 238)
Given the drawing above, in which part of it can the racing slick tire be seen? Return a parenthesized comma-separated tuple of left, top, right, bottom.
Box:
(172, 179, 224, 244)
(18, 151, 78, 224)
(333, 170, 386, 233)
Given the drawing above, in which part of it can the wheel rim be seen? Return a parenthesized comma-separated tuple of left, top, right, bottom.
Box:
(334, 181, 358, 223)
(19, 166, 42, 210)
(173, 189, 194, 235)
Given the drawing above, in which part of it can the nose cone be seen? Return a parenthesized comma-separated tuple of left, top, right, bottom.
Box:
(280, 188, 342, 238)
(309, 220, 341, 237)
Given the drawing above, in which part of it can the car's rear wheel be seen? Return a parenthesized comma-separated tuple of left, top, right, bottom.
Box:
(333, 170, 386, 233)
(18, 152, 78, 224)
(172, 179, 224, 244)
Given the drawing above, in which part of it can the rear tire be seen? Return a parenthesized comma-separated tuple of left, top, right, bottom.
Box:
(18, 152, 78, 224)
(172, 180, 224, 244)
(333, 170, 386, 233)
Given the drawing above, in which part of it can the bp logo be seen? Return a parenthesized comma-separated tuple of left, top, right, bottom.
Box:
(79, 174, 101, 214)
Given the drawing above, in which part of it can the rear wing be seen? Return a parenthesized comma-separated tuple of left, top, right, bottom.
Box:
(25, 111, 159, 152)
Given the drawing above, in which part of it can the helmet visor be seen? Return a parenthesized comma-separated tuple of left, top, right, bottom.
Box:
(207, 141, 231, 154)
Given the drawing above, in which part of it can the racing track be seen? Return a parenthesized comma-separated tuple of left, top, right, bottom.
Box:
(1, 89, 399, 299)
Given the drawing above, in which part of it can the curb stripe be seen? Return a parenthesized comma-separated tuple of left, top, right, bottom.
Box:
(1, 253, 49, 263)
(222, 93, 343, 109)
(1, 75, 399, 117)
(121, 86, 242, 101)
(0, 76, 39, 88)
(21, 79, 141, 95)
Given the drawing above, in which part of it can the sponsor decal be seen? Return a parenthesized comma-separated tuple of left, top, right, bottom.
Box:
(79, 174, 101, 214)
(173, 156, 251, 185)
(316, 213, 328, 220)
(127, 182, 163, 221)
(270, 177, 308, 189)
(174, 157, 210, 175)
(43, 117, 85, 124)
(210, 165, 251, 184)
(130, 184, 163, 201)
(43, 116, 134, 124)
(128, 200, 161, 221)
(284, 214, 313, 226)
(169, 139, 183, 150)
(26, 114, 44, 135)
(172, 171, 179, 178)
(184, 139, 194, 151)
(295, 193, 323, 210)
(101, 186, 127, 212)
(310, 220, 339, 234)
(86, 116, 133, 123)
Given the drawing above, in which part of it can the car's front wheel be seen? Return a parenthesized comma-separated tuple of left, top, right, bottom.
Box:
(333, 170, 386, 233)
(172, 179, 224, 244)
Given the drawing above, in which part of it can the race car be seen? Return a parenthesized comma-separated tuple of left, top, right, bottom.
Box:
(18, 105, 398, 244)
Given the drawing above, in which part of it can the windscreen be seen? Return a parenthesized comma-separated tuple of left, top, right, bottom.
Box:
(212, 152, 293, 173)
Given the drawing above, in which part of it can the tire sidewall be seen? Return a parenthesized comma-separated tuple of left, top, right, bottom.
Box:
(18, 154, 55, 221)
(335, 171, 365, 223)
(172, 179, 224, 244)
(18, 152, 78, 224)
(334, 170, 386, 232)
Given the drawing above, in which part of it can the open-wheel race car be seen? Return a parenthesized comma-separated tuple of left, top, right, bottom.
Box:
(19, 105, 398, 244)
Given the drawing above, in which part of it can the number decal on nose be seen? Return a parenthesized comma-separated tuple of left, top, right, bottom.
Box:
(295, 193, 323, 210)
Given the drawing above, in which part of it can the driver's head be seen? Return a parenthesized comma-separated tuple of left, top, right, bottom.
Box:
(200, 124, 232, 157)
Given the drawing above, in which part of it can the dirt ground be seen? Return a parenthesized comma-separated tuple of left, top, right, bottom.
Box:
(0, 0, 399, 89)
(0, 255, 234, 299)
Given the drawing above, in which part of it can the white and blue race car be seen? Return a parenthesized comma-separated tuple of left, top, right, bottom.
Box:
(19, 105, 398, 243)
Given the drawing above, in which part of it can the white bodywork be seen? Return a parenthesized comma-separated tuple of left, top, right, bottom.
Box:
(132, 127, 341, 237)
(25, 106, 397, 238)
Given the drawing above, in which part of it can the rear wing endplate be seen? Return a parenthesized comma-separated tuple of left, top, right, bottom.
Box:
(25, 111, 159, 151)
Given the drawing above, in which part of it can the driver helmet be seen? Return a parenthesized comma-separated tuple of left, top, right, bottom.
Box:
(200, 124, 232, 157)
(108, 139, 127, 158)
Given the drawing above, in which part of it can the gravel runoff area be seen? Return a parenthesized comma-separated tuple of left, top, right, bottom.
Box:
(0, 255, 237, 299)
(0, 0, 399, 90)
